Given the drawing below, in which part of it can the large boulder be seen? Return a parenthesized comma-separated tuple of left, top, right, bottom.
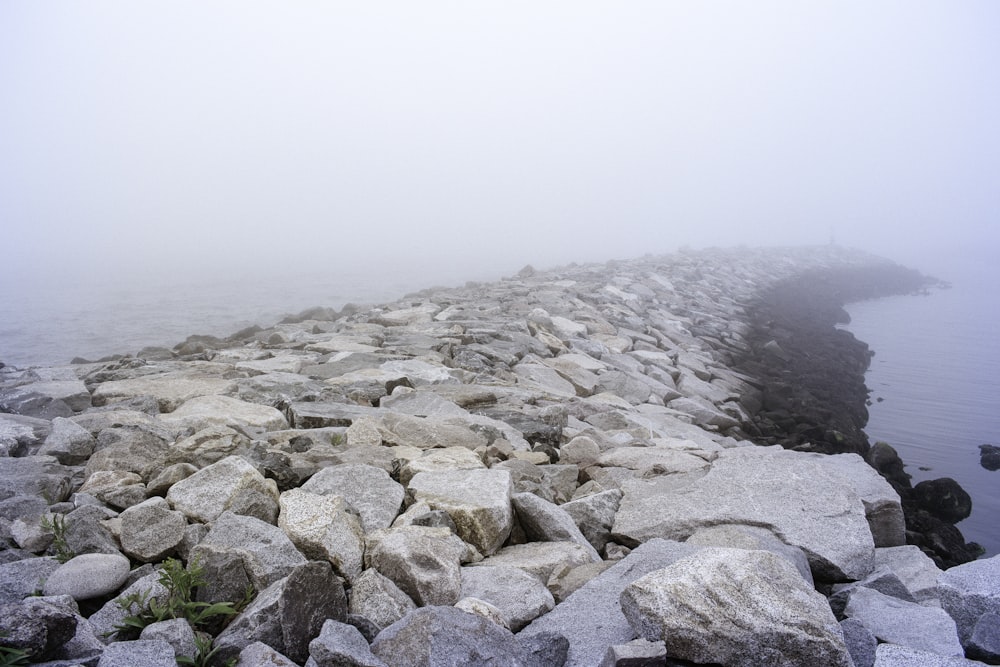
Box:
(519, 539, 704, 667)
(166, 455, 280, 524)
(611, 446, 875, 581)
(407, 468, 513, 556)
(119, 497, 187, 562)
(475, 541, 597, 583)
(191, 511, 307, 591)
(299, 464, 404, 532)
(348, 568, 417, 632)
(278, 488, 365, 582)
(460, 565, 555, 631)
(212, 561, 348, 665)
(159, 394, 289, 432)
(43, 552, 131, 600)
(306, 619, 387, 667)
(38, 417, 95, 465)
(843, 586, 963, 657)
(90, 370, 237, 412)
(939, 554, 1000, 647)
(365, 526, 469, 606)
(621, 548, 853, 667)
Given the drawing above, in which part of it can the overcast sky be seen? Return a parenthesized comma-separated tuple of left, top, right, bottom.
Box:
(2, 1, 998, 283)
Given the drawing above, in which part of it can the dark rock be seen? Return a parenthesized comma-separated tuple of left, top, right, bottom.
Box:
(980, 444, 1000, 472)
(0, 556, 59, 603)
(967, 612, 1000, 663)
(866, 441, 911, 492)
(912, 477, 972, 523)
(839, 618, 876, 667)
(0, 598, 77, 660)
(305, 619, 386, 667)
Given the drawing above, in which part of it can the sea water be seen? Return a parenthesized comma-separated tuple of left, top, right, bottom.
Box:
(845, 260, 1000, 558)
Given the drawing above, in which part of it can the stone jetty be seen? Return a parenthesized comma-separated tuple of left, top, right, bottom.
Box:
(1, 245, 996, 666)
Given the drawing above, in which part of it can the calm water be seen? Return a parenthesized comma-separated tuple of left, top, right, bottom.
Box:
(0, 264, 501, 368)
(846, 262, 1000, 558)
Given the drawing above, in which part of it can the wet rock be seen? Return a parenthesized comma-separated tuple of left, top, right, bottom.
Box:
(913, 477, 973, 523)
(979, 444, 1000, 471)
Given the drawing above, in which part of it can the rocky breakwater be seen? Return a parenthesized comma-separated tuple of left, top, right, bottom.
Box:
(0, 245, 994, 667)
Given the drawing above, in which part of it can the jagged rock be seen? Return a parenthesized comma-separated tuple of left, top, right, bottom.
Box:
(621, 548, 853, 667)
(939, 553, 1000, 647)
(611, 446, 875, 581)
(398, 446, 486, 486)
(139, 618, 197, 663)
(967, 612, 1000, 663)
(369, 606, 544, 667)
(872, 643, 991, 666)
(62, 503, 122, 555)
(192, 511, 307, 591)
(90, 370, 237, 413)
(546, 560, 616, 603)
(559, 435, 601, 467)
(278, 488, 365, 581)
(455, 596, 510, 629)
(512, 492, 601, 562)
(594, 446, 711, 477)
(300, 463, 404, 532)
(305, 619, 388, 667)
(844, 586, 963, 657)
(78, 470, 147, 510)
(840, 618, 877, 667)
(43, 552, 130, 600)
(365, 526, 467, 606)
(595, 370, 652, 405)
(407, 468, 512, 556)
(145, 462, 198, 497)
(560, 488, 622, 555)
(0, 455, 75, 504)
(38, 417, 95, 465)
(460, 565, 555, 631)
(598, 638, 667, 667)
(236, 641, 300, 667)
(666, 396, 740, 430)
(163, 425, 254, 469)
(162, 394, 289, 432)
(213, 561, 348, 665)
(166, 455, 280, 524)
(979, 444, 1000, 472)
(118, 497, 187, 562)
(0, 413, 51, 456)
(191, 543, 253, 606)
(84, 427, 170, 483)
(686, 524, 814, 586)
(829, 567, 917, 618)
(475, 541, 597, 583)
(377, 413, 491, 451)
(348, 568, 417, 632)
(0, 597, 78, 660)
(874, 545, 943, 603)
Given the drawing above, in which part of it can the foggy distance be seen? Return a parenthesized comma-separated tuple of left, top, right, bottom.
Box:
(2, 1, 998, 290)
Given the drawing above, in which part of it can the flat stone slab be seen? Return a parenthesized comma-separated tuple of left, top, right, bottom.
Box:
(611, 446, 875, 581)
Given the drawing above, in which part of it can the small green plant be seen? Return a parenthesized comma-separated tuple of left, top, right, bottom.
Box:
(40, 513, 74, 563)
(0, 646, 31, 667)
(114, 558, 242, 639)
(177, 633, 235, 667)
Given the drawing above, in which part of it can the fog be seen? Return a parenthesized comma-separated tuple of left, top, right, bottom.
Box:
(2, 1, 999, 287)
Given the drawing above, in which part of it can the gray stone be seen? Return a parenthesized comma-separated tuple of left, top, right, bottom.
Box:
(91, 370, 236, 413)
(547, 561, 616, 604)
(844, 587, 963, 657)
(88, 571, 170, 641)
(77, 470, 147, 510)
(139, 618, 197, 662)
(598, 638, 667, 667)
(119, 497, 187, 562)
(96, 639, 176, 667)
(939, 553, 1000, 646)
(873, 643, 990, 666)
(83, 427, 170, 483)
(611, 446, 875, 581)
(191, 543, 253, 606)
(300, 463, 405, 532)
(512, 492, 601, 562)
(348, 568, 417, 632)
(213, 561, 348, 665)
(519, 539, 703, 667)
(829, 567, 918, 618)
(0, 597, 78, 660)
(0, 413, 52, 455)
(306, 619, 388, 667)
(164, 425, 253, 469)
(62, 504, 122, 556)
(370, 606, 538, 667)
(595, 371, 652, 405)
(621, 548, 852, 667)
(38, 417, 95, 465)
(967, 612, 1000, 663)
(278, 488, 365, 581)
(460, 565, 555, 631)
(594, 446, 710, 476)
(365, 526, 466, 606)
(398, 446, 486, 485)
(0, 455, 75, 505)
(235, 641, 299, 667)
(840, 618, 877, 667)
(454, 596, 510, 629)
(407, 468, 513, 556)
(561, 489, 623, 555)
(0, 556, 60, 603)
(159, 394, 289, 431)
(685, 523, 814, 586)
(811, 452, 906, 547)
(43, 552, 131, 600)
(475, 541, 597, 583)
(145, 462, 198, 497)
(193, 511, 307, 591)
(166, 455, 280, 524)
(875, 545, 943, 603)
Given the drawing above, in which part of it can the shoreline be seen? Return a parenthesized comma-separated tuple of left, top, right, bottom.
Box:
(0, 244, 992, 665)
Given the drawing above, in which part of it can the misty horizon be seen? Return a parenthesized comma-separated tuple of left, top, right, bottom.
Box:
(3, 2, 999, 290)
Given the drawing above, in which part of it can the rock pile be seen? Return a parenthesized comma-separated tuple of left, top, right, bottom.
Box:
(0, 245, 992, 666)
